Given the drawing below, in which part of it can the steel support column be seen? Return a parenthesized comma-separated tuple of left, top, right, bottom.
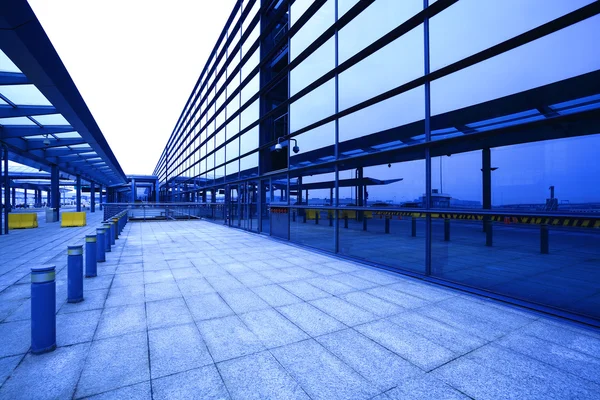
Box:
(2, 146, 9, 234)
(76, 175, 81, 212)
(90, 182, 95, 213)
(50, 164, 59, 211)
(482, 148, 492, 234)
(131, 178, 136, 203)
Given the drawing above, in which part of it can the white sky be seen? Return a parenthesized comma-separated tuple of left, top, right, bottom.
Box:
(27, 0, 237, 176)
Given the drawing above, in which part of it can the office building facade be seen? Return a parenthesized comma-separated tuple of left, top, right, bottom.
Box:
(154, 0, 600, 324)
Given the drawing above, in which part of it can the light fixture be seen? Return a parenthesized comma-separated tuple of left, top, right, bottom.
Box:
(43, 134, 51, 147)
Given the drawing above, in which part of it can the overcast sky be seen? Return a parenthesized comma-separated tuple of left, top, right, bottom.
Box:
(27, 0, 237, 175)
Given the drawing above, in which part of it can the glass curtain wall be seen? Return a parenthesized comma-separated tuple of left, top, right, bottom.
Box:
(154, 0, 600, 324)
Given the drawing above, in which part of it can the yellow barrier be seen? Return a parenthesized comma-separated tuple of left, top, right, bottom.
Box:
(61, 212, 87, 227)
(305, 209, 318, 220)
(8, 213, 38, 229)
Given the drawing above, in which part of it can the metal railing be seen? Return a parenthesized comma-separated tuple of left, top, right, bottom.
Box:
(103, 203, 227, 222)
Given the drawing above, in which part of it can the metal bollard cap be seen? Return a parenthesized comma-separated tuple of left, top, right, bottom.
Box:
(31, 266, 56, 283)
(96, 227, 106, 234)
(67, 245, 83, 255)
(85, 235, 97, 243)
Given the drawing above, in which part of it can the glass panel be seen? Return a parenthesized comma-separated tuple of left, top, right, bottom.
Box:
(430, 0, 594, 71)
(290, 122, 335, 169)
(240, 151, 259, 178)
(339, 86, 425, 156)
(0, 117, 36, 125)
(290, 79, 335, 133)
(338, 0, 422, 63)
(31, 114, 70, 125)
(226, 137, 240, 161)
(431, 136, 600, 321)
(241, 126, 259, 155)
(0, 85, 52, 106)
(291, 37, 335, 96)
(241, 99, 259, 130)
(431, 15, 600, 116)
(431, 151, 482, 209)
(339, 25, 424, 110)
(339, 159, 426, 273)
(291, 0, 335, 60)
(0, 50, 20, 72)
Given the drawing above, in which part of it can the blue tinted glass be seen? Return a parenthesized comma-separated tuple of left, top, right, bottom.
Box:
(290, 79, 335, 133)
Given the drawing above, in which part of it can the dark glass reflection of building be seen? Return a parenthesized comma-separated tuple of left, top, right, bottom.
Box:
(153, 0, 600, 326)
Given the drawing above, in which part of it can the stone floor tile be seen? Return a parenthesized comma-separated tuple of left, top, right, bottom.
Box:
(146, 297, 193, 330)
(152, 365, 229, 400)
(252, 284, 302, 307)
(95, 304, 146, 339)
(76, 332, 149, 398)
(149, 323, 212, 379)
(0, 355, 22, 387)
(59, 288, 108, 314)
(356, 319, 456, 371)
(105, 284, 145, 308)
(310, 297, 378, 327)
(0, 320, 30, 357)
(389, 311, 488, 354)
(197, 315, 264, 362)
(384, 375, 468, 400)
(219, 289, 270, 314)
(271, 339, 379, 400)
(316, 328, 423, 391)
(56, 309, 102, 346)
(176, 277, 215, 296)
(218, 351, 308, 400)
(144, 282, 181, 302)
(277, 302, 346, 337)
(186, 293, 235, 321)
(280, 281, 331, 301)
(340, 291, 404, 318)
(239, 309, 308, 348)
(0, 343, 89, 400)
(82, 381, 151, 400)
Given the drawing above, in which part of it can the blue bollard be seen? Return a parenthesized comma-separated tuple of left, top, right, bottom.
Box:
(67, 245, 84, 303)
(96, 227, 106, 263)
(31, 266, 56, 354)
(112, 218, 119, 240)
(109, 221, 116, 246)
(103, 224, 112, 253)
(85, 235, 97, 277)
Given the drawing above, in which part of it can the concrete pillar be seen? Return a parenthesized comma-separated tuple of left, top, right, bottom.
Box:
(98, 184, 103, 210)
(155, 180, 160, 203)
(90, 182, 96, 213)
(24, 188, 27, 206)
(76, 176, 81, 212)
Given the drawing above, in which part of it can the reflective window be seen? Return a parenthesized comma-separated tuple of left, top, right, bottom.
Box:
(291, 37, 335, 96)
(291, 0, 334, 60)
(290, 122, 335, 169)
(241, 126, 259, 155)
(241, 99, 260, 130)
(431, 15, 600, 116)
(290, 79, 335, 133)
(338, 0, 422, 62)
(339, 86, 425, 147)
(430, 0, 594, 70)
(339, 25, 423, 110)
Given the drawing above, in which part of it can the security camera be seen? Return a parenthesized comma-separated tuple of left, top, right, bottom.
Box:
(43, 138, 51, 146)
(274, 143, 283, 152)
(292, 145, 299, 154)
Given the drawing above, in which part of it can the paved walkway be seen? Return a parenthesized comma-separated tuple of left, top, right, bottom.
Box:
(0, 220, 599, 399)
